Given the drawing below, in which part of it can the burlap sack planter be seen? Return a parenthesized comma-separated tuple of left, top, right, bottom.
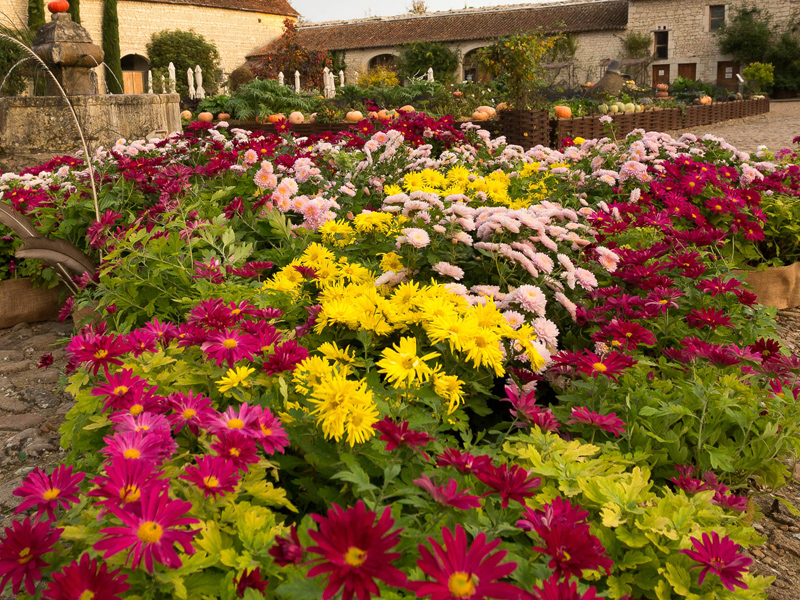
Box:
(0, 277, 66, 328)
(742, 262, 800, 310)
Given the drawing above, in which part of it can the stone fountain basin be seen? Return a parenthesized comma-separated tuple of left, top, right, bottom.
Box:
(0, 93, 181, 160)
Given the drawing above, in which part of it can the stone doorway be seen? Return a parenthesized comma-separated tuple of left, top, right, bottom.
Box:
(717, 61, 740, 91)
(652, 64, 670, 87)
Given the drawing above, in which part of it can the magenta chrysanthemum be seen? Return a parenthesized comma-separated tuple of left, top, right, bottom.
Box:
(91, 369, 149, 411)
(210, 431, 260, 471)
(42, 553, 129, 600)
(307, 500, 406, 600)
(88, 457, 167, 511)
(475, 463, 540, 509)
(180, 455, 241, 499)
(680, 532, 753, 591)
(166, 390, 216, 435)
(409, 525, 520, 600)
(566, 407, 626, 437)
(255, 408, 290, 454)
(94, 490, 199, 573)
(13, 464, 85, 521)
(413, 474, 482, 510)
(200, 328, 258, 367)
(436, 448, 493, 475)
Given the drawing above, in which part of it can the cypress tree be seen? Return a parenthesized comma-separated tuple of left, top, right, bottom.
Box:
(67, 0, 80, 24)
(28, 0, 45, 32)
(102, 0, 123, 93)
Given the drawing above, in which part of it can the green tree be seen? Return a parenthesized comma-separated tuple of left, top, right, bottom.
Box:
(765, 32, 800, 92)
(147, 29, 222, 98)
(27, 0, 45, 32)
(67, 0, 80, 24)
(717, 7, 773, 65)
(102, 0, 123, 93)
(249, 19, 329, 89)
(0, 39, 28, 96)
(397, 41, 459, 84)
(742, 61, 774, 94)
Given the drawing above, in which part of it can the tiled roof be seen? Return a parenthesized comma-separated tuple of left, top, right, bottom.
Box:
(127, 0, 299, 17)
(248, 0, 626, 57)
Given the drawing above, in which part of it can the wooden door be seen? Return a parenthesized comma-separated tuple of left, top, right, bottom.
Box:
(716, 61, 740, 91)
(122, 71, 144, 94)
(678, 63, 696, 80)
(652, 64, 670, 87)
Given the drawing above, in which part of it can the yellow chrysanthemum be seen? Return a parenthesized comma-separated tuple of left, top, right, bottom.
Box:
(216, 365, 256, 393)
(345, 403, 379, 446)
(353, 211, 395, 234)
(293, 356, 335, 395)
(380, 252, 404, 272)
(384, 183, 404, 196)
(319, 219, 356, 247)
(432, 370, 466, 414)
(376, 337, 440, 388)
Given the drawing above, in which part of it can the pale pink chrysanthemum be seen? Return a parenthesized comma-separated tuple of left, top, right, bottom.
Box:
(513, 285, 547, 317)
(276, 178, 298, 196)
(503, 311, 526, 330)
(432, 261, 464, 280)
(554, 292, 577, 320)
(243, 149, 258, 165)
(531, 253, 554, 274)
(575, 268, 598, 291)
(533, 317, 559, 350)
(595, 246, 620, 273)
(403, 228, 431, 248)
(254, 170, 277, 190)
(556, 253, 575, 272)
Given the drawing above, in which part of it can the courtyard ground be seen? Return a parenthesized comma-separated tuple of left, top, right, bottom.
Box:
(1, 107, 800, 598)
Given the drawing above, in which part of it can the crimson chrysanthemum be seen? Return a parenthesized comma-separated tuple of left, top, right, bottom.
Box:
(42, 553, 129, 600)
(91, 369, 149, 411)
(94, 489, 199, 573)
(269, 525, 304, 566)
(180, 455, 241, 499)
(374, 418, 434, 458)
(566, 407, 626, 437)
(530, 575, 598, 600)
(166, 390, 216, 435)
(210, 431, 260, 471)
(234, 567, 268, 597)
(263, 339, 309, 375)
(13, 464, 85, 521)
(307, 500, 406, 600)
(573, 350, 636, 382)
(680, 532, 753, 591)
(409, 525, 521, 600)
(591, 319, 656, 351)
(436, 448, 493, 475)
(255, 408, 290, 454)
(686, 308, 732, 330)
(0, 517, 62, 595)
(413, 474, 482, 510)
(696, 276, 742, 297)
(475, 463, 540, 509)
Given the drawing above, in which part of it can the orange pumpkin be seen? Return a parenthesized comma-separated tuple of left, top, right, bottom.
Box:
(471, 110, 489, 121)
(553, 105, 572, 119)
(197, 112, 213, 123)
(377, 109, 396, 120)
(496, 102, 509, 111)
(47, 0, 69, 13)
(367, 111, 378, 119)
(267, 113, 286, 123)
(656, 83, 669, 92)
(345, 110, 364, 122)
(288, 111, 305, 124)
(699, 95, 712, 105)
(476, 105, 496, 117)
(217, 112, 230, 121)
(180, 110, 192, 120)
(399, 105, 415, 113)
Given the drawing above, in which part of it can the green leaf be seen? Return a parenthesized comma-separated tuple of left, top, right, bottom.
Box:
(662, 561, 691, 596)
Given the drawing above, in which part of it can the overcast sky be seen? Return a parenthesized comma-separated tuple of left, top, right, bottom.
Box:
(292, 0, 564, 23)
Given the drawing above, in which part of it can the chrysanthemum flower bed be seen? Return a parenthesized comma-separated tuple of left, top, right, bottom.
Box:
(0, 113, 798, 599)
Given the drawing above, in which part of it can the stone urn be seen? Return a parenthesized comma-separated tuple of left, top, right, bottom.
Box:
(32, 4, 104, 96)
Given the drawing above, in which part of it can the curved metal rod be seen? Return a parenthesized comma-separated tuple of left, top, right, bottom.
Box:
(0, 32, 100, 223)
(0, 55, 34, 94)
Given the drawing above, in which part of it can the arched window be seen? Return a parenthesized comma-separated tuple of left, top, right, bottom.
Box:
(121, 54, 150, 72)
(463, 48, 489, 83)
(369, 54, 397, 71)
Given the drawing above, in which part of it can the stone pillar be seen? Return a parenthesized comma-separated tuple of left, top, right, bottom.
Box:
(32, 12, 103, 96)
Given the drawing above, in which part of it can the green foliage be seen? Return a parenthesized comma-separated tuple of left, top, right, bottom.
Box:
(622, 31, 651, 59)
(397, 41, 459, 85)
(197, 94, 232, 116)
(224, 78, 322, 120)
(250, 18, 332, 89)
(26, 0, 44, 32)
(147, 29, 222, 98)
(101, 0, 123, 94)
(0, 32, 29, 96)
(765, 33, 800, 92)
(357, 66, 399, 88)
(717, 7, 773, 65)
(757, 193, 800, 266)
(67, 0, 80, 24)
(742, 62, 774, 94)
(479, 32, 559, 109)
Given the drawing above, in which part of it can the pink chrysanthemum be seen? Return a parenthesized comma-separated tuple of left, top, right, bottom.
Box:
(101, 431, 166, 464)
(13, 464, 85, 521)
(255, 408, 290, 454)
(167, 390, 216, 435)
(374, 418, 434, 457)
(200, 329, 258, 367)
(680, 532, 753, 591)
(567, 407, 626, 437)
(91, 369, 150, 411)
(263, 340, 309, 375)
(210, 431, 260, 471)
(42, 553, 129, 600)
(210, 402, 261, 437)
(94, 490, 199, 573)
(88, 457, 167, 511)
(436, 448, 493, 475)
(307, 500, 406, 600)
(0, 517, 62, 595)
(413, 474, 482, 510)
(180, 455, 241, 499)
(409, 525, 520, 600)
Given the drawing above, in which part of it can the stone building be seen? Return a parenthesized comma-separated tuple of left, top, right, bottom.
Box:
(1, 0, 298, 93)
(247, 0, 798, 88)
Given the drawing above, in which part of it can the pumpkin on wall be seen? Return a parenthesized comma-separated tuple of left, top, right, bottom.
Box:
(554, 105, 572, 119)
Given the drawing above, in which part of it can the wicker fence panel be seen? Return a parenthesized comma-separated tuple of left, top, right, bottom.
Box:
(500, 110, 550, 149)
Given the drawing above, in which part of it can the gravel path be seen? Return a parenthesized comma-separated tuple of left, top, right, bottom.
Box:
(666, 100, 800, 153)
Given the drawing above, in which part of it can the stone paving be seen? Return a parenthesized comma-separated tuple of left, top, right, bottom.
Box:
(667, 100, 800, 153)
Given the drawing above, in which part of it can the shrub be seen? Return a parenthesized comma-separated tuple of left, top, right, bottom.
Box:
(147, 29, 222, 98)
(101, 0, 123, 94)
(717, 7, 773, 65)
(742, 62, 774, 94)
(397, 41, 459, 84)
(765, 33, 800, 92)
(357, 66, 399, 88)
(250, 19, 331, 90)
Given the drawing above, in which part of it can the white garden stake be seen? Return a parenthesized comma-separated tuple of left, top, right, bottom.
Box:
(195, 65, 205, 100)
(278, 71, 284, 86)
(168, 62, 176, 93)
(339, 70, 345, 87)
(295, 70, 300, 93)
(427, 67, 434, 82)
(147, 70, 153, 94)
(187, 68, 195, 99)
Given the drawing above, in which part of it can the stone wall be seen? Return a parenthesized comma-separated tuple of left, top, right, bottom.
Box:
(340, 30, 625, 86)
(627, 0, 799, 85)
(1, 0, 290, 90)
(0, 93, 181, 157)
